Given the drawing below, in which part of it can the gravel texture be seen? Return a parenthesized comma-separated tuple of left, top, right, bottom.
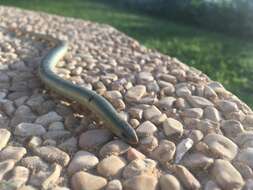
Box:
(0, 6, 253, 190)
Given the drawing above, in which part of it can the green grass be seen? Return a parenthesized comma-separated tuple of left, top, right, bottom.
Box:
(1, 0, 253, 108)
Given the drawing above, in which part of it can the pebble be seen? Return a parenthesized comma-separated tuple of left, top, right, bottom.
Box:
(0, 129, 11, 151)
(235, 131, 253, 148)
(127, 148, 146, 161)
(97, 155, 126, 178)
(139, 136, 158, 153)
(236, 148, 253, 168)
(0, 160, 15, 180)
(104, 90, 122, 101)
(125, 85, 146, 102)
(58, 137, 78, 154)
(242, 114, 253, 130)
(143, 105, 161, 120)
(43, 130, 71, 140)
(14, 122, 46, 137)
(203, 106, 221, 122)
(8, 166, 30, 189)
(29, 170, 51, 188)
(233, 161, 253, 179)
(175, 138, 194, 163)
(176, 86, 191, 97)
(182, 153, 214, 170)
(172, 165, 201, 190)
(122, 158, 157, 179)
(1, 99, 15, 116)
(187, 95, 213, 108)
(188, 130, 204, 143)
(137, 72, 154, 84)
(123, 175, 158, 190)
(220, 120, 244, 139)
(21, 156, 49, 172)
(156, 97, 176, 111)
(0, 146, 27, 162)
(163, 118, 183, 137)
(244, 179, 253, 190)
(204, 85, 217, 99)
(211, 159, 244, 189)
(203, 133, 238, 160)
(28, 136, 42, 149)
(204, 180, 221, 190)
(129, 118, 140, 128)
(106, 179, 122, 190)
(41, 163, 62, 190)
(152, 140, 176, 163)
(26, 95, 44, 112)
(181, 108, 203, 119)
(34, 146, 70, 166)
(128, 108, 143, 120)
(68, 151, 99, 175)
(71, 171, 107, 190)
(35, 111, 62, 126)
(48, 121, 65, 131)
(136, 121, 158, 137)
(159, 174, 182, 190)
(10, 105, 36, 127)
(79, 129, 113, 149)
(217, 100, 239, 113)
(100, 140, 130, 158)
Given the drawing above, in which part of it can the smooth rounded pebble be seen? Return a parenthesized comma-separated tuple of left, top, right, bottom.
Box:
(0, 129, 11, 151)
(34, 146, 70, 166)
(8, 166, 30, 189)
(203, 133, 238, 160)
(204, 180, 221, 190)
(99, 140, 130, 158)
(41, 163, 62, 190)
(217, 100, 238, 113)
(152, 140, 176, 163)
(175, 138, 194, 163)
(123, 158, 157, 179)
(127, 148, 145, 161)
(0, 146, 27, 162)
(204, 106, 221, 122)
(97, 155, 126, 178)
(136, 121, 157, 137)
(106, 179, 122, 190)
(181, 108, 203, 119)
(211, 159, 244, 189)
(125, 85, 146, 102)
(21, 156, 49, 171)
(163, 118, 183, 137)
(68, 151, 99, 175)
(159, 174, 182, 190)
(220, 120, 244, 140)
(143, 105, 162, 120)
(236, 148, 253, 168)
(14, 122, 46, 137)
(182, 153, 214, 170)
(235, 131, 253, 148)
(71, 171, 107, 190)
(0, 160, 15, 180)
(187, 95, 213, 108)
(35, 111, 62, 126)
(123, 175, 158, 190)
(172, 165, 201, 190)
(79, 129, 113, 149)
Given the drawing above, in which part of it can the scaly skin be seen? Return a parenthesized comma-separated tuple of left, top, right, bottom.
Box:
(38, 40, 139, 144)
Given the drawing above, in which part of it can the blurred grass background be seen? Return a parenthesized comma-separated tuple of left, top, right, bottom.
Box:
(1, 0, 252, 108)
